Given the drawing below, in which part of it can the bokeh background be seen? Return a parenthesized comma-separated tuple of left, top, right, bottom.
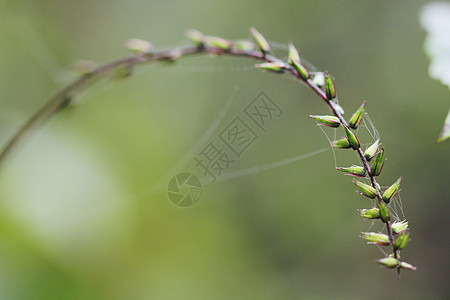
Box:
(0, 0, 448, 299)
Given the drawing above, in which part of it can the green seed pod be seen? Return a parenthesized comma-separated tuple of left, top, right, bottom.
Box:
(234, 40, 255, 51)
(255, 62, 286, 73)
(360, 232, 390, 246)
(309, 115, 340, 127)
(336, 165, 366, 177)
(392, 220, 409, 234)
(250, 27, 271, 55)
(288, 43, 301, 64)
(324, 71, 336, 100)
(399, 261, 417, 271)
(348, 102, 366, 129)
(378, 257, 399, 268)
(378, 202, 390, 223)
(364, 139, 380, 161)
(344, 126, 360, 150)
(394, 233, 409, 251)
(286, 43, 310, 80)
(353, 180, 377, 199)
(291, 59, 310, 81)
(125, 38, 153, 55)
(331, 138, 351, 149)
(205, 36, 232, 50)
(370, 147, 385, 176)
(382, 177, 402, 203)
(185, 29, 205, 46)
(358, 207, 380, 219)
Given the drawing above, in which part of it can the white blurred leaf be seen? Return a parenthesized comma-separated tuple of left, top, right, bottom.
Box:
(421, 2, 450, 142)
(437, 108, 450, 143)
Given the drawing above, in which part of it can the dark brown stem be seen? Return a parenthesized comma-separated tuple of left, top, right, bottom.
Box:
(0, 38, 399, 271)
(302, 76, 399, 266)
(0, 45, 280, 163)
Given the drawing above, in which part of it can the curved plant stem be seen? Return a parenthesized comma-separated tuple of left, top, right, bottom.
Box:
(0, 34, 400, 270)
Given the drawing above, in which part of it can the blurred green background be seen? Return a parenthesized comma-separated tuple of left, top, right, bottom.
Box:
(0, 0, 448, 299)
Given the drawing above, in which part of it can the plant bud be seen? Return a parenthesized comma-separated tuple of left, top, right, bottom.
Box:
(392, 220, 409, 234)
(378, 202, 390, 223)
(360, 232, 390, 246)
(348, 102, 366, 129)
(185, 29, 205, 46)
(309, 115, 340, 127)
(234, 40, 255, 51)
(336, 165, 366, 177)
(286, 43, 310, 80)
(382, 177, 402, 203)
(255, 62, 286, 73)
(331, 138, 351, 149)
(324, 71, 336, 100)
(378, 257, 399, 268)
(125, 38, 153, 54)
(288, 43, 301, 64)
(394, 233, 409, 250)
(399, 261, 417, 271)
(344, 126, 360, 150)
(364, 139, 380, 161)
(370, 147, 385, 176)
(250, 27, 271, 55)
(291, 59, 310, 81)
(353, 180, 377, 199)
(358, 207, 380, 219)
(205, 36, 232, 50)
